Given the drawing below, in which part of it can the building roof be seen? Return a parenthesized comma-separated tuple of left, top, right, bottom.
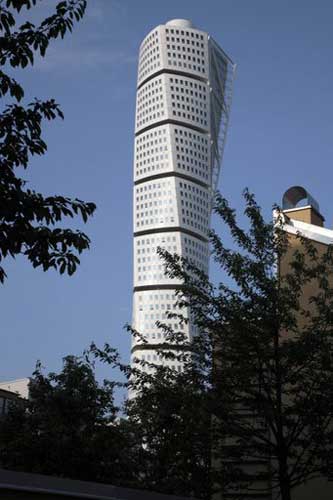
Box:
(0, 378, 29, 399)
(0, 469, 195, 500)
(282, 214, 333, 246)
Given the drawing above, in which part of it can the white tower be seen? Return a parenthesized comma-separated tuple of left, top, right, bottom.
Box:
(132, 19, 235, 371)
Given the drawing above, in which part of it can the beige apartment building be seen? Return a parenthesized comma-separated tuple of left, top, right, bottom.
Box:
(0, 378, 29, 417)
(280, 185, 333, 322)
(279, 186, 333, 500)
(217, 186, 333, 500)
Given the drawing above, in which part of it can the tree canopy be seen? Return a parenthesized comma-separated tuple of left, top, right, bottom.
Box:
(1, 190, 333, 500)
(0, 0, 95, 283)
(0, 355, 139, 485)
(159, 190, 333, 500)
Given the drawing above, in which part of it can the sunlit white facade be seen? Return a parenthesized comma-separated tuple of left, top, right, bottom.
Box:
(132, 19, 235, 371)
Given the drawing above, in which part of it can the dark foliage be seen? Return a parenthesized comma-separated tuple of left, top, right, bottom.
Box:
(127, 367, 211, 498)
(0, 355, 137, 485)
(0, 0, 96, 282)
(1, 191, 332, 500)
(92, 340, 212, 498)
(159, 190, 333, 500)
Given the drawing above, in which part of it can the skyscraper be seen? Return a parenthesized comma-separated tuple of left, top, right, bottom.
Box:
(132, 19, 235, 371)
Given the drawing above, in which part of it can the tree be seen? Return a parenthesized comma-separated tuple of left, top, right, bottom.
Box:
(0, 343, 212, 498)
(158, 189, 333, 500)
(91, 340, 212, 499)
(2, 190, 332, 500)
(0, 354, 136, 485)
(0, 0, 96, 283)
(127, 365, 211, 499)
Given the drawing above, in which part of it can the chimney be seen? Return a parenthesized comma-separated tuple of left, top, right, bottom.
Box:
(282, 186, 324, 228)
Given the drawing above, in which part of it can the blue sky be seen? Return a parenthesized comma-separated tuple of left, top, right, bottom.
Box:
(2, 0, 333, 382)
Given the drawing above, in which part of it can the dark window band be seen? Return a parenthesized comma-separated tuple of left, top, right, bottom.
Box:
(134, 226, 208, 243)
(131, 343, 190, 354)
(137, 68, 208, 91)
(133, 284, 184, 293)
(134, 171, 209, 189)
(135, 119, 208, 137)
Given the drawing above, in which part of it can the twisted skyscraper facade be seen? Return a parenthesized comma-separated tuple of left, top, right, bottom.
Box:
(132, 19, 235, 371)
